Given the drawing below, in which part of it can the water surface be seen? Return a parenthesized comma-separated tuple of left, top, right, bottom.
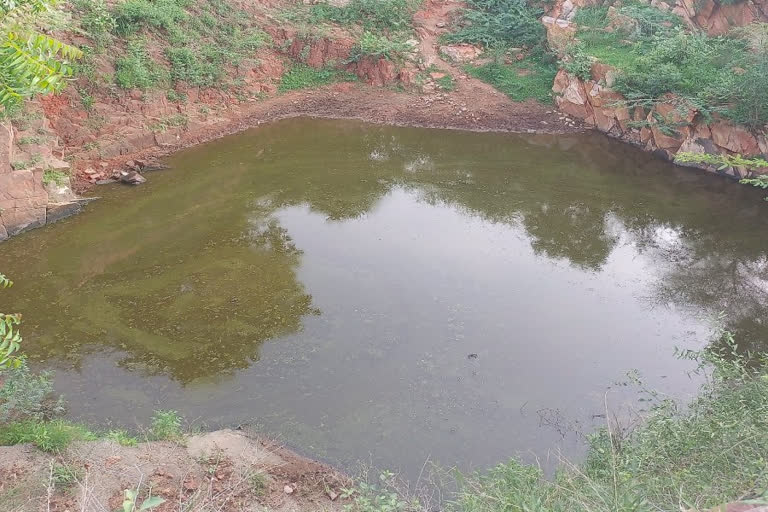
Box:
(2, 118, 767, 477)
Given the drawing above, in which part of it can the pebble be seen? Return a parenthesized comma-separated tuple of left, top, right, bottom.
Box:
(284, 485, 294, 494)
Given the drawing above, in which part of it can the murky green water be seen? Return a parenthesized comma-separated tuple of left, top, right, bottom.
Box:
(1, 118, 767, 477)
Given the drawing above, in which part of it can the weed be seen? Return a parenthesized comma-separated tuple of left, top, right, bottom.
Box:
(148, 114, 188, 133)
(51, 463, 83, 487)
(435, 74, 455, 91)
(310, 0, 417, 32)
(72, 0, 116, 49)
(278, 64, 355, 92)
(351, 31, 412, 61)
(115, 40, 164, 89)
(149, 410, 183, 441)
(42, 169, 70, 186)
(11, 161, 28, 170)
(248, 471, 268, 496)
(113, 0, 188, 36)
(79, 88, 95, 110)
(105, 429, 139, 446)
(166, 89, 185, 102)
(0, 420, 95, 452)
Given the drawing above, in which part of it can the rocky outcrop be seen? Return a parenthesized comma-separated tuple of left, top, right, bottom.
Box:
(547, 0, 767, 35)
(552, 68, 768, 178)
(0, 117, 83, 241)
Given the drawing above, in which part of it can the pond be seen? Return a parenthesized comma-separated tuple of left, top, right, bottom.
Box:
(1, 118, 767, 478)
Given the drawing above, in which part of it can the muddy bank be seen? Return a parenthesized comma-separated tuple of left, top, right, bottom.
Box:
(0, 428, 351, 512)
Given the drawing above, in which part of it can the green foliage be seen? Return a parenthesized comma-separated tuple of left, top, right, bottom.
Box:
(149, 409, 183, 441)
(571, 9, 768, 128)
(122, 489, 165, 512)
(441, 0, 544, 49)
(342, 471, 419, 512)
(279, 64, 355, 92)
(105, 429, 139, 446)
(52, 463, 83, 487)
(0, 362, 64, 422)
(42, 169, 69, 186)
(113, 0, 188, 36)
(351, 31, 412, 61)
(0, 311, 22, 369)
(561, 43, 592, 80)
(72, 0, 115, 49)
(0, 420, 95, 452)
(465, 52, 557, 103)
(0, 0, 82, 110)
(436, 74, 455, 91)
(115, 40, 163, 89)
(248, 471, 267, 495)
(310, 0, 417, 31)
(453, 334, 768, 511)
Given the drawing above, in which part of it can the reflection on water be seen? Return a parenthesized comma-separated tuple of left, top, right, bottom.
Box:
(1, 118, 767, 477)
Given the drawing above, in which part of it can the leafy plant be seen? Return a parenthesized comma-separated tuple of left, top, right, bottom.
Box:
(0, 274, 22, 369)
(0, 0, 82, 110)
(149, 409, 182, 441)
(122, 489, 165, 512)
(0, 362, 64, 422)
(115, 40, 163, 89)
(72, 0, 115, 49)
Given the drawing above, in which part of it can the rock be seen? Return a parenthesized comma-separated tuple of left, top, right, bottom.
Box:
(710, 120, 760, 155)
(119, 170, 146, 185)
(327, 490, 339, 501)
(44, 181, 77, 203)
(439, 44, 483, 63)
(183, 476, 199, 491)
(284, 485, 294, 494)
(542, 16, 577, 53)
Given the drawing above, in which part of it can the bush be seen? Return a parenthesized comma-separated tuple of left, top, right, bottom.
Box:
(150, 410, 183, 441)
(310, 0, 417, 31)
(0, 363, 65, 422)
(442, 0, 544, 49)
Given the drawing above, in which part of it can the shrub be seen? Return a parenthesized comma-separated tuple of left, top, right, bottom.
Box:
(105, 429, 139, 446)
(561, 43, 593, 80)
(0, 363, 65, 422)
(442, 0, 544, 49)
(149, 410, 183, 441)
(351, 32, 412, 61)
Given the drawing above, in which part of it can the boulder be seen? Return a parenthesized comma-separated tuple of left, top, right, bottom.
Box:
(542, 16, 577, 53)
(710, 120, 760, 155)
(119, 170, 146, 185)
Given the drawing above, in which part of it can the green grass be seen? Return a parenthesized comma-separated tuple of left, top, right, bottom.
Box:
(452, 335, 768, 512)
(278, 64, 356, 92)
(115, 40, 166, 89)
(52, 463, 83, 487)
(465, 54, 557, 103)
(0, 420, 96, 452)
(42, 169, 70, 186)
(436, 74, 455, 91)
(351, 31, 412, 61)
